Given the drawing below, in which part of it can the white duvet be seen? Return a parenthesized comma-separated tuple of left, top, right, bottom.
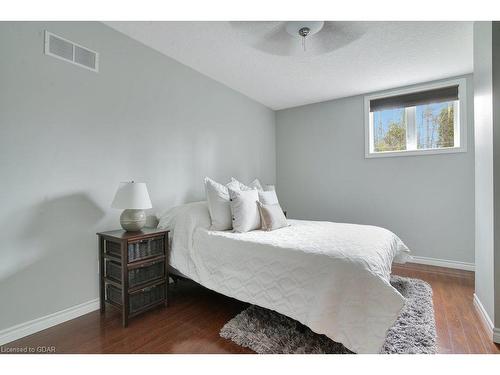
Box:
(159, 201, 410, 353)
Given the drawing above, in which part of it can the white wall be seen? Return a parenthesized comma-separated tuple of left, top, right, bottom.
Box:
(494, 22, 500, 331)
(473, 21, 500, 340)
(473, 21, 495, 325)
(276, 75, 475, 265)
(0, 22, 275, 331)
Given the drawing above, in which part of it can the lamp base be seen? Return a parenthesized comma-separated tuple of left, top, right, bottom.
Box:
(120, 209, 146, 231)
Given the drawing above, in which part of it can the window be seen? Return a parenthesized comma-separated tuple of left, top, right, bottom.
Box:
(364, 78, 467, 158)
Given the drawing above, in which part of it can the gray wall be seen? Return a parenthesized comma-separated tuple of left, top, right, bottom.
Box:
(276, 75, 475, 264)
(474, 21, 500, 331)
(473, 21, 495, 324)
(493, 22, 500, 330)
(0, 22, 275, 331)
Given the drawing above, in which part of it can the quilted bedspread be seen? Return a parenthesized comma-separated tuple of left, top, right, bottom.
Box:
(162, 202, 411, 353)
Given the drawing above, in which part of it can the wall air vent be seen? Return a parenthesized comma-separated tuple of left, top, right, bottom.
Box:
(44, 31, 99, 72)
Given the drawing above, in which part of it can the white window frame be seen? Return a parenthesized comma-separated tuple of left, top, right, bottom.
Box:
(364, 78, 467, 158)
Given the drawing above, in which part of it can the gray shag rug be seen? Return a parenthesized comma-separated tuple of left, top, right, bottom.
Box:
(220, 276, 436, 354)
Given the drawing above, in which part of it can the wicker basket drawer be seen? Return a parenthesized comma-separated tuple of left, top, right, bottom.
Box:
(104, 236, 164, 262)
(105, 240, 122, 258)
(106, 259, 165, 288)
(106, 282, 165, 314)
(129, 283, 165, 313)
(106, 283, 121, 306)
(128, 236, 164, 262)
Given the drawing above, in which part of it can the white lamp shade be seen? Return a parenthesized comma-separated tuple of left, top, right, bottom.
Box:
(111, 182, 152, 209)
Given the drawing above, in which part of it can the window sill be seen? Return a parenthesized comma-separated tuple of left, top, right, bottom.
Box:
(365, 146, 467, 159)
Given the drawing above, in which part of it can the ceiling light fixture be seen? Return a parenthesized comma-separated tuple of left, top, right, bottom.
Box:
(285, 21, 325, 52)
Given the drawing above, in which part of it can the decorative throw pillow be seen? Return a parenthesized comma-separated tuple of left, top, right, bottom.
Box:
(257, 201, 288, 231)
(258, 190, 279, 205)
(249, 178, 275, 192)
(228, 188, 261, 233)
(231, 177, 275, 193)
(248, 178, 264, 191)
(230, 177, 254, 191)
(204, 177, 233, 230)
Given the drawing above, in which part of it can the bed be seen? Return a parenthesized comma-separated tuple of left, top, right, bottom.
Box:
(158, 201, 411, 354)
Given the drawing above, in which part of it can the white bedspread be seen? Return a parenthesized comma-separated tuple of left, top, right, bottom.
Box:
(162, 202, 410, 353)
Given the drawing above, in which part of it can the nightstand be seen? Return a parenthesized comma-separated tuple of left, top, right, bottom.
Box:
(97, 228, 169, 327)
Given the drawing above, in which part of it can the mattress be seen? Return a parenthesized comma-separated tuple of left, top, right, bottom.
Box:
(160, 201, 411, 353)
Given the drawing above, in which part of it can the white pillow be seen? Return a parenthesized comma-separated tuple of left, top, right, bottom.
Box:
(226, 178, 242, 191)
(257, 201, 288, 231)
(205, 177, 233, 230)
(248, 178, 264, 191)
(228, 188, 261, 233)
(230, 177, 279, 204)
(231, 177, 277, 192)
(258, 190, 279, 205)
(249, 178, 275, 192)
(230, 177, 254, 191)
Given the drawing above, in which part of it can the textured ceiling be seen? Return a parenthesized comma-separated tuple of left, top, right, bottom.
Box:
(105, 21, 473, 110)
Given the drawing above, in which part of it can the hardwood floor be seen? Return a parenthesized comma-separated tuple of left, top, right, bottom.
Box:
(393, 263, 499, 354)
(2, 263, 499, 354)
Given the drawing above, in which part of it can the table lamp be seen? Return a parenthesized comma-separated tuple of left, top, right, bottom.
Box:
(111, 181, 152, 231)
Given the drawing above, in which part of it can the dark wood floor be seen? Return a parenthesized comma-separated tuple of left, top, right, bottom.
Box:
(2, 263, 500, 354)
(393, 263, 499, 354)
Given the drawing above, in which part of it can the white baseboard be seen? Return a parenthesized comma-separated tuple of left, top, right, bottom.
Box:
(494, 328, 500, 344)
(408, 255, 475, 271)
(0, 298, 99, 346)
(473, 293, 494, 339)
(473, 293, 500, 344)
